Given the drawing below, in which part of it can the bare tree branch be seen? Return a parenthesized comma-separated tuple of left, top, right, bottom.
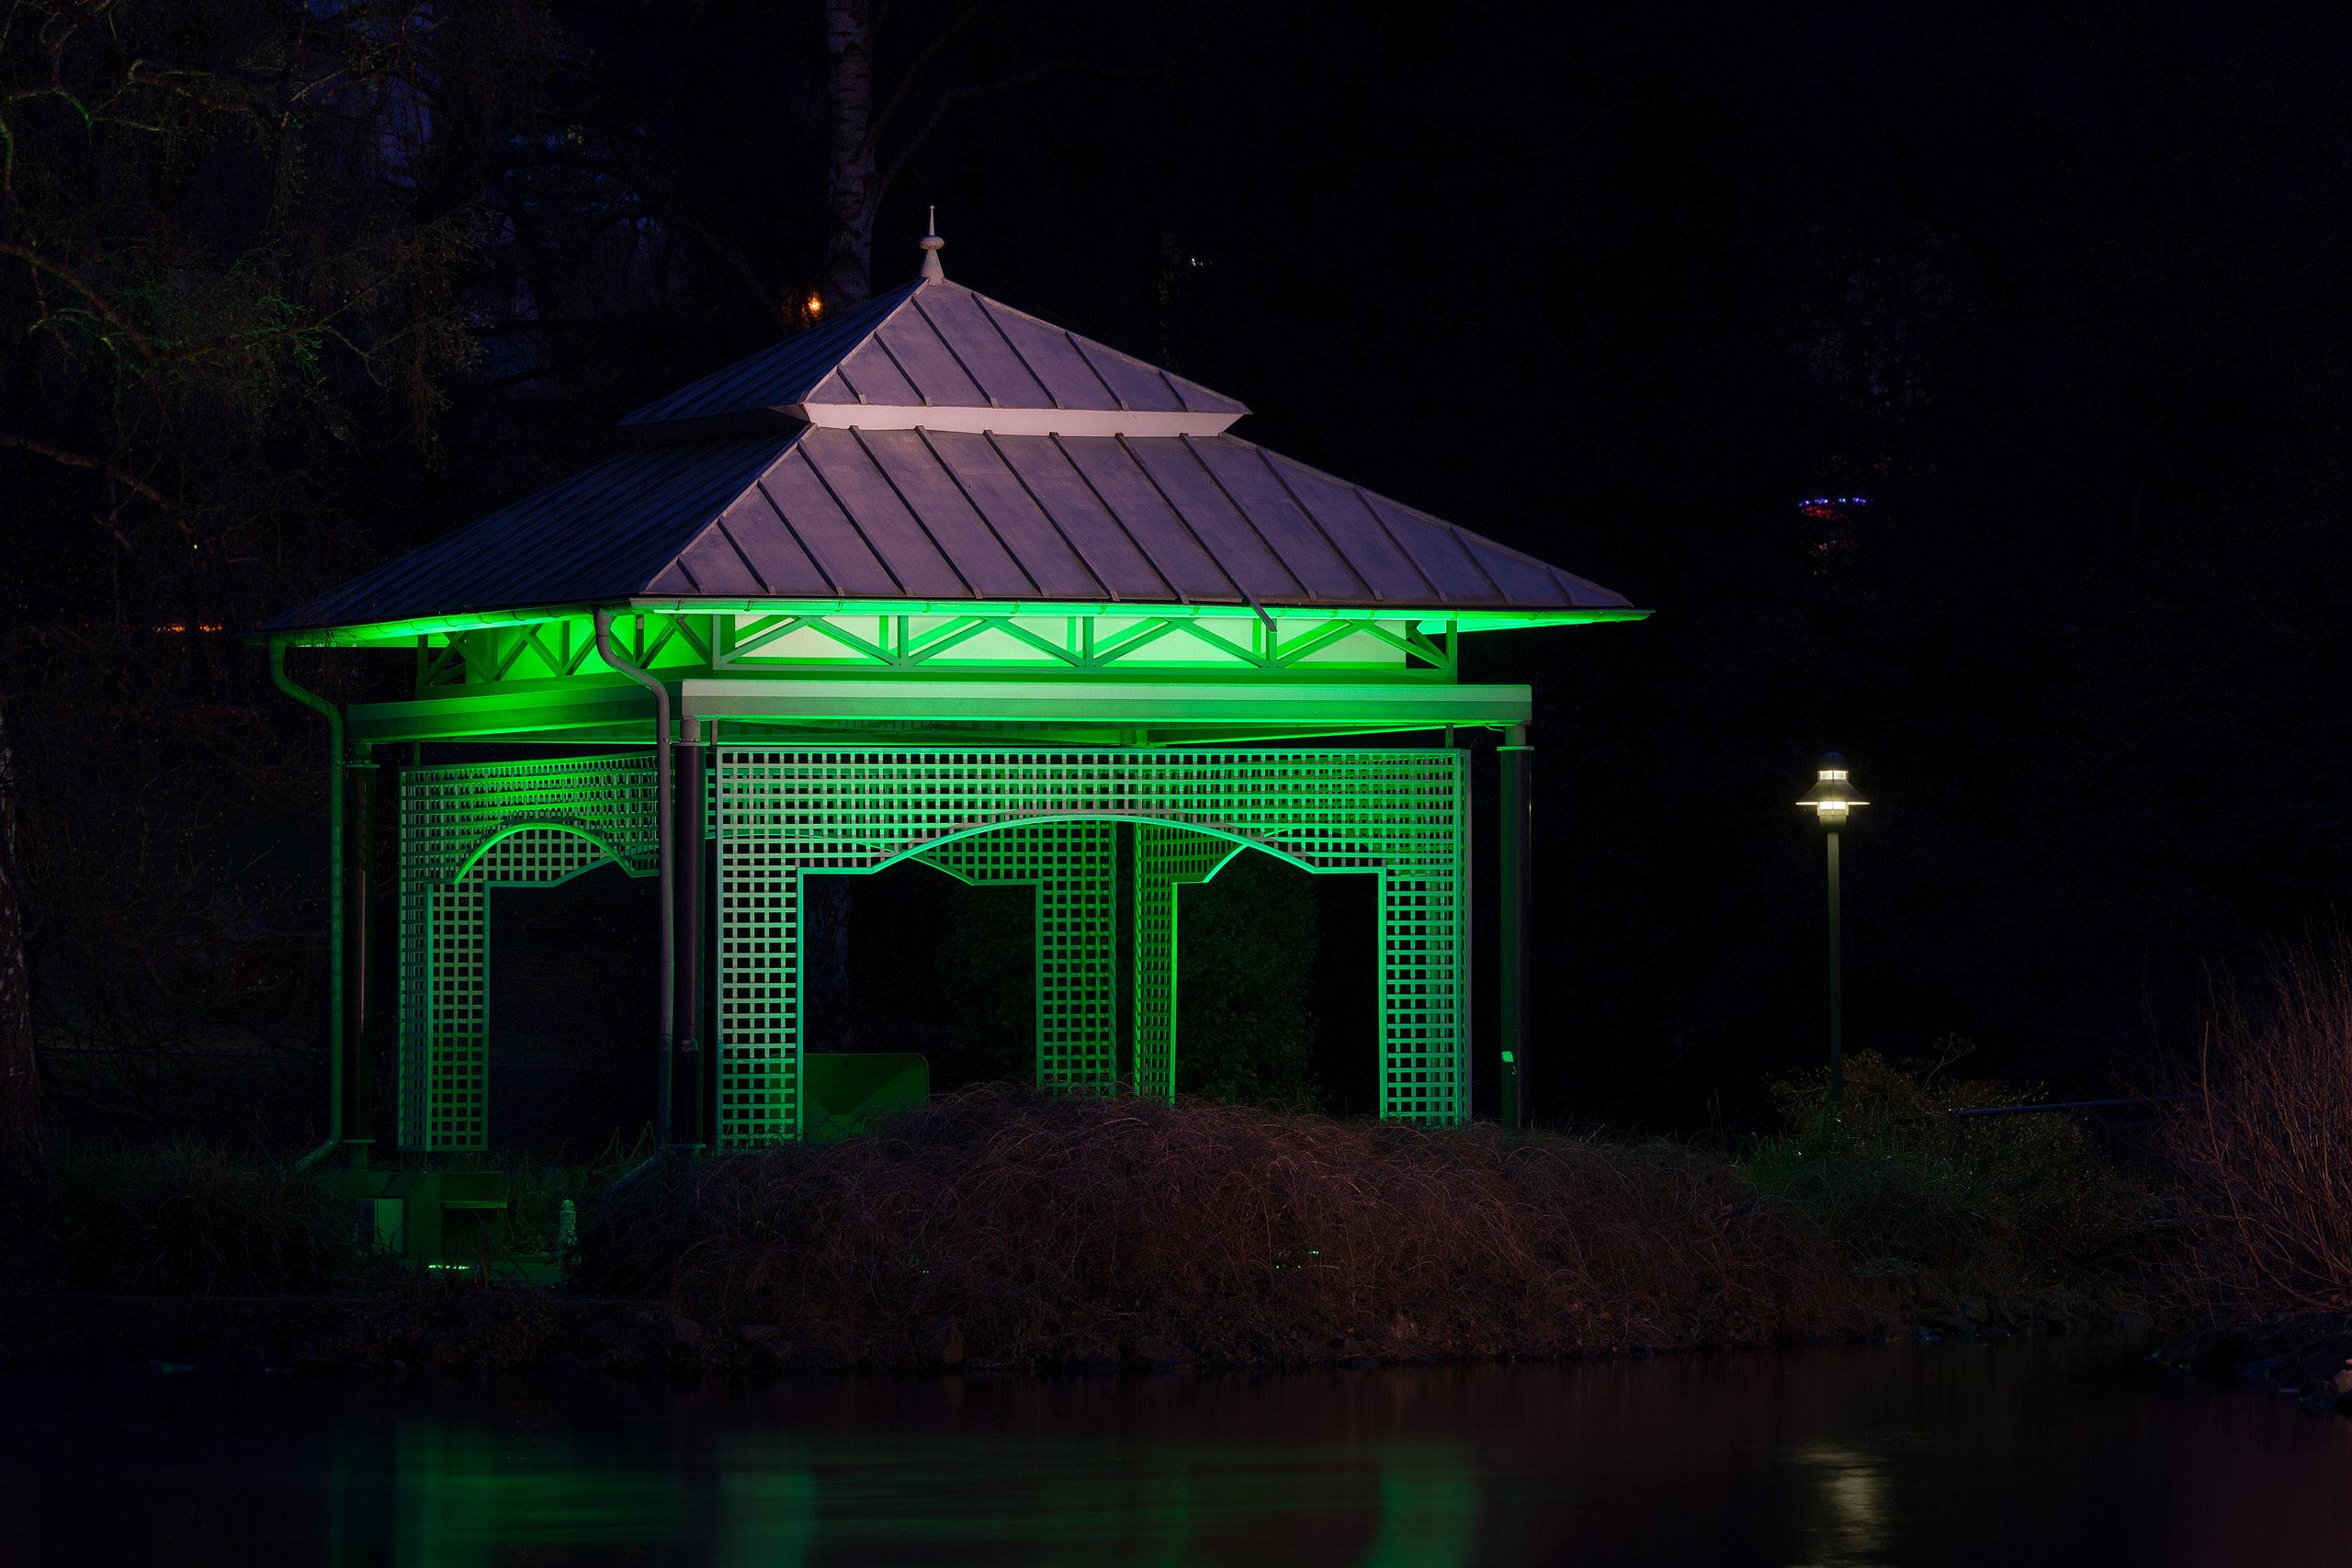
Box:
(0, 241, 153, 359)
(0, 433, 171, 507)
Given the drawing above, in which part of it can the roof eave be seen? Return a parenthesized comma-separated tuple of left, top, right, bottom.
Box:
(258, 599, 1651, 648)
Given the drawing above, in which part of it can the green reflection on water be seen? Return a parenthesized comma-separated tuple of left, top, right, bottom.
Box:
(1365, 1450, 1477, 1568)
(330, 1418, 1476, 1566)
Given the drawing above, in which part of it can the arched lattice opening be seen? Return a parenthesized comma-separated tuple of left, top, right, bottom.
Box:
(395, 744, 1466, 1152)
(488, 857, 661, 1154)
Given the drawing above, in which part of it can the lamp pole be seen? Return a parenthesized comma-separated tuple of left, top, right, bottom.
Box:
(1826, 819, 1841, 1109)
(1796, 754, 1865, 1110)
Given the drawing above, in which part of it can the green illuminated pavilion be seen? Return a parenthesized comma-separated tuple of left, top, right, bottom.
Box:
(262, 233, 1645, 1161)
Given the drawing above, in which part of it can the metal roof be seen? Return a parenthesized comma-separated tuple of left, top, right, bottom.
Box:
(617, 279, 1249, 443)
(264, 272, 1637, 634)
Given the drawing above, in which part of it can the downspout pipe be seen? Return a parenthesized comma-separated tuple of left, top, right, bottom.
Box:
(594, 608, 674, 1162)
(271, 638, 343, 1172)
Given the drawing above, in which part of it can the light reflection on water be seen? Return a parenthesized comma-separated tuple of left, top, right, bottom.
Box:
(6, 1337, 2352, 1565)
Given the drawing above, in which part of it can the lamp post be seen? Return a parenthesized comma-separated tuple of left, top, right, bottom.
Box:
(1796, 754, 1866, 1107)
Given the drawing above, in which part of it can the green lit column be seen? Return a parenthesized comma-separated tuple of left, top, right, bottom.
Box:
(677, 713, 707, 1146)
(345, 749, 380, 1170)
(1498, 724, 1531, 1130)
(1131, 826, 1232, 1100)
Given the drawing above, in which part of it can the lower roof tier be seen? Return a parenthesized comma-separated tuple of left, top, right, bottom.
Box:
(263, 425, 1642, 639)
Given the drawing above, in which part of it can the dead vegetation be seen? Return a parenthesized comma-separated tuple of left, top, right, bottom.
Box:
(574, 1087, 1857, 1364)
(2157, 936, 2352, 1316)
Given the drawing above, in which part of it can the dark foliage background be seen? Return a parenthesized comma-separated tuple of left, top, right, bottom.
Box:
(7, 0, 2352, 1139)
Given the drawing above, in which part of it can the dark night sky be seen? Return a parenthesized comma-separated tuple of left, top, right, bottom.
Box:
(829, 3, 2352, 1126)
(13, 0, 2352, 1134)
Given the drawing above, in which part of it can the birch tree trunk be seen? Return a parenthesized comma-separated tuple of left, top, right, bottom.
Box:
(825, 0, 877, 308)
(0, 703, 49, 1258)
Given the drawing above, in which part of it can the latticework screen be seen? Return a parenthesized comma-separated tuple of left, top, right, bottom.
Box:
(918, 824, 1118, 1091)
(396, 758, 659, 1151)
(396, 746, 1468, 1151)
(712, 747, 1468, 1144)
(1134, 826, 1241, 1099)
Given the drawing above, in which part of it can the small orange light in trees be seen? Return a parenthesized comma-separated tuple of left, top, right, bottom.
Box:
(808, 294, 823, 316)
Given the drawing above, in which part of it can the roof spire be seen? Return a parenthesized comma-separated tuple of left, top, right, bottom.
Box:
(919, 208, 945, 282)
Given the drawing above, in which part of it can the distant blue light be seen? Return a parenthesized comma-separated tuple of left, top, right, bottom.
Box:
(1800, 496, 1871, 519)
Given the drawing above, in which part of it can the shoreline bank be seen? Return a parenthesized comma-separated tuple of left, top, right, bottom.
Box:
(0, 1288, 2158, 1381)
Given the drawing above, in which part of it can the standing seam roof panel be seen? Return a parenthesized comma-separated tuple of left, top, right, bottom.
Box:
(1073, 338, 1183, 412)
(711, 474, 834, 594)
(1181, 436, 1371, 600)
(666, 525, 765, 595)
(1363, 493, 1501, 602)
(799, 430, 972, 597)
(1161, 368, 1248, 416)
(921, 430, 1107, 598)
(872, 311, 989, 407)
(752, 449, 902, 596)
(910, 291, 1053, 408)
(1056, 438, 1237, 599)
(830, 339, 922, 407)
(1254, 451, 1441, 602)
(980, 304, 1120, 410)
(985, 435, 1172, 598)
(1459, 535, 1567, 604)
(855, 429, 1038, 596)
(1120, 437, 1305, 600)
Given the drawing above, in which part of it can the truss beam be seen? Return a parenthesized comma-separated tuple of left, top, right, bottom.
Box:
(346, 677, 1531, 745)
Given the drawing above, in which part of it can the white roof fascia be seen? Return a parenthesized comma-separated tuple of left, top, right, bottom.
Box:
(783, 402, 1240, 437)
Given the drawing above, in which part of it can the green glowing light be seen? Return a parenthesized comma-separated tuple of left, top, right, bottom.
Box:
(395, 744, 1472, 1151)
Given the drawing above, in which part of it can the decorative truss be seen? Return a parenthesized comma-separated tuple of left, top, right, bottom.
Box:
(414, 609, 1459, 693)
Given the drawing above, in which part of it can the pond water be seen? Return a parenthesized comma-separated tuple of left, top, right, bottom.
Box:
(5, 1337, 2346, 1566)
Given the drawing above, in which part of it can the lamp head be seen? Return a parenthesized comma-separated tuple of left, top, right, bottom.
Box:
(1797, 752, 1866, 828)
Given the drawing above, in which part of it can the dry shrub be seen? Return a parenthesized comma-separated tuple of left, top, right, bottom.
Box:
(2158, 937, 2352, 1314)
(577, 1088, 1852, 1360)
(62, 1141, 349, 1295)
(1744, 1046, 2144, 1297)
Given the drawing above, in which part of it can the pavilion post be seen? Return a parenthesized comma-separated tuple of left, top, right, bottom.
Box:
(677, 713, 707, 1146)
(594, 608, 673, 1157)
(1498, 722, 1532, 1130)
(344, 750, 379, 1170)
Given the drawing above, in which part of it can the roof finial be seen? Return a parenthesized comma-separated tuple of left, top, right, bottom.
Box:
(918, 208, 945, 282)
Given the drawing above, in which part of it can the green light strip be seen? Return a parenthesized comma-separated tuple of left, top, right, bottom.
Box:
(267, 600, 1649, 648)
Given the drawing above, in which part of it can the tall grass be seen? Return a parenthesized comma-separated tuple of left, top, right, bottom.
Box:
(2158, 938, 2352, 1314)
(574, 1087, 1854, 1359)
(1740, 1046, 2143, 1299)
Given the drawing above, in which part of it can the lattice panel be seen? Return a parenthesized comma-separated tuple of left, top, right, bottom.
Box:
(920, 825, 1117, 1091)
(394, 746, 1467, 1153)
(1134, 827, 1241, 1100)
(715, 852, 799, 1148)
(1382, 873, 1467, 1122)
(715, 747, 1469, 1141)
(397, 759, 660, 1151)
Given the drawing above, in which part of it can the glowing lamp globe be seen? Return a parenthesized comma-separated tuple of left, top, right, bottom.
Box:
(1797, 753, 1866, 827)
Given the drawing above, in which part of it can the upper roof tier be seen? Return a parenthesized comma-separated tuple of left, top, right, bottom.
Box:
(263, 258, 1641, 639)
(617, 278, 1250, 442)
